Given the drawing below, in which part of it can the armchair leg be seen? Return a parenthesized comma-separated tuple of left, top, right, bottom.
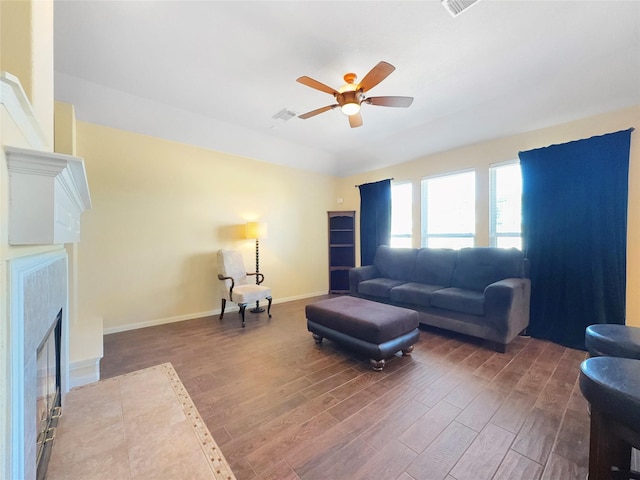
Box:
(267, 296, 272, 318)
(239, 304, 247, 327)
(219, 299, 226, 320)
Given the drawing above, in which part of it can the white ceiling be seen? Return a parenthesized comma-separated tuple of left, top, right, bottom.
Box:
(54, 1, 640, 177)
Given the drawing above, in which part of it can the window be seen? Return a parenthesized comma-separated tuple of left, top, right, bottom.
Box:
(490, 162, 522, 249)
(421, 171, 475, 249)
(390, 182, 412, 247)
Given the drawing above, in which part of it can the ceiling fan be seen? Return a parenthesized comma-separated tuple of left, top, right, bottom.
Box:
(296, 61, 413, 128)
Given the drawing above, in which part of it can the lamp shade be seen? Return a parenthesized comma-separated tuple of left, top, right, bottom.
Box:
(245, 221, 267, 239)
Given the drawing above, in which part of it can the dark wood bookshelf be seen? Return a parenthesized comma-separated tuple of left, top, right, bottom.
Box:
(328, 211, 356, 293)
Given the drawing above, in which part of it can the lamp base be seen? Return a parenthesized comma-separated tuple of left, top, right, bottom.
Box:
(250, 301, 264, 313)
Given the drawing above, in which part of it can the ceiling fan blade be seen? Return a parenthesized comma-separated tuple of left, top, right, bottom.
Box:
(366, 96, 414, 108)
(358, 61, 396, 92)
(296, 76, 339, 95)
(298, 104, 338, 119)
(349, 112, 363, 128)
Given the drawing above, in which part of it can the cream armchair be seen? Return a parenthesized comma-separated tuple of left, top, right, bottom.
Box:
(217, 249, 272, 327)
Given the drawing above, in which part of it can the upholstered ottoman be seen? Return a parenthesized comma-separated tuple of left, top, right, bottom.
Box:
(305, 296, 420, 371)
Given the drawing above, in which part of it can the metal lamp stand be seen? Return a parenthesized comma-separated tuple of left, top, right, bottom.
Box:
(250, 237, 265, 313)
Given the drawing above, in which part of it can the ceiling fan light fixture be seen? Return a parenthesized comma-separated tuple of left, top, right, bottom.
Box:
(341, 102, 360, 116)
(296, 61, 413, 127)
(338, 88, 362, 116)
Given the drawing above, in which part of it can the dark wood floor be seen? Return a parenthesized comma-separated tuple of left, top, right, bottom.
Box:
(101, 295, 590, 480)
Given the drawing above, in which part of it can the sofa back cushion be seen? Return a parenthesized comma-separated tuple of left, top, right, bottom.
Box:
(373, 245, 418, 280)
(452, 247, 525, 291)
(411, 248, 457, 286)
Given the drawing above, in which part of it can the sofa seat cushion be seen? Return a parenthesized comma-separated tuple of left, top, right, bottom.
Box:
(389, 282, 445, 308)
(431, 288, 485, 316)
(358, 278, 406, 298)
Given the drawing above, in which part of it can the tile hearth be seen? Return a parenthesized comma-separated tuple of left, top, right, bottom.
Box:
(47, 363, 235, 480)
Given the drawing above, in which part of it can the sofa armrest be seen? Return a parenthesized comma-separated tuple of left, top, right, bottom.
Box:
(349, 265, 380, 296)
(484, 278, 531, 337)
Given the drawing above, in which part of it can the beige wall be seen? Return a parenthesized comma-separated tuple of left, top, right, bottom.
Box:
(75, 122, 336, 332)
(336, 105, 640, 326)
(1, 1, 33, 99)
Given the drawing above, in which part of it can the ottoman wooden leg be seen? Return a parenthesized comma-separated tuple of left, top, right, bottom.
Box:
(370, 359, 385, 371)
(402, 345, 414, 356)
(312, 333, 323, 345)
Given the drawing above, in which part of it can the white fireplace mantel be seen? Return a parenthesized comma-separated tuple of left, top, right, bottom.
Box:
(5, 146, 92, 245)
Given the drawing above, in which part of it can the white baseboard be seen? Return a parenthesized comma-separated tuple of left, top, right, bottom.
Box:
(103, 309, 217, 335)
(102, 291, 327, 335)
(69, 357, 101, 388)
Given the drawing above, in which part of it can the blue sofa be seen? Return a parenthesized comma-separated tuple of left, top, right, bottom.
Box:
(349, 245, 531, 352)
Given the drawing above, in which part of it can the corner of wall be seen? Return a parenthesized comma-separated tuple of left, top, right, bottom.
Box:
(69, 316, 103, 388)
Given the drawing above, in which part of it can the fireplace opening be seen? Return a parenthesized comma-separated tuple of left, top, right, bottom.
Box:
(35, 309, 62, 480)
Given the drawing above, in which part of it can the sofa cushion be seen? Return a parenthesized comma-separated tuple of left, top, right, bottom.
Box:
(358, 278, 406, 298)
(411, 248, 457, 287)
(373, 245, 418, 280)
(452, 247, 525, 292)
(389, 282, 445, 307)
(431, 287, 485, 316)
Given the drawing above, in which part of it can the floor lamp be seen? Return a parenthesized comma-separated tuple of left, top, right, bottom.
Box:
(245, 221, 267, 313)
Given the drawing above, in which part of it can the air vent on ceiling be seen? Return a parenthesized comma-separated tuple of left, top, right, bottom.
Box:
(441, 0, 481, 17)
(272, 108, 297, 122)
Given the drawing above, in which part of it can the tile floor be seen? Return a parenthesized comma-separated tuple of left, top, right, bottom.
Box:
(47, 363, 235, 480)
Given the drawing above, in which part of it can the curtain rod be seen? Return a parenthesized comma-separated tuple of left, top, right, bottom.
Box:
(354, 177, 394, 188)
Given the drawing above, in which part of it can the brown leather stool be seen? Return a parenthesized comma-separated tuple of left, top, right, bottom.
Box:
(585, 324, 640, 359)
(580, 357, 640, 479)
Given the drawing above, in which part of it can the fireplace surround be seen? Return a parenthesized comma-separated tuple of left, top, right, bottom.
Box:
(8, 250, 69, 480)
